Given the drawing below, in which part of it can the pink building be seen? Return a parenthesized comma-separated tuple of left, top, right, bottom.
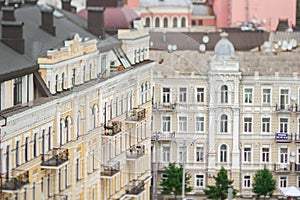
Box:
(213, 0, 296, 31)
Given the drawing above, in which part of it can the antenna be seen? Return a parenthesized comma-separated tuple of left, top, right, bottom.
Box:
(202, 35, 209, 44)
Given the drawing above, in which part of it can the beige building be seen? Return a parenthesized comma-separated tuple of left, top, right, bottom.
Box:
(0, 4, 153, 200)
(151, 32, 300, 199)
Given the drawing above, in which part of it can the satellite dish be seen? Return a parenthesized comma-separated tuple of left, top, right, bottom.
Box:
(202, 35, 209, 43)
(290, 39, 297, 48)
(274, 44, 279, 49)
(199, 44, 206, 52)
(277, 40, 282, 46)
(291, 94, 297, 101)
(282, 41, 288, 51)
(167, 44, 173, 52)
(287, 43, 293, 51)
(263, 41, 271, 52)
(172, 44, 177, 51)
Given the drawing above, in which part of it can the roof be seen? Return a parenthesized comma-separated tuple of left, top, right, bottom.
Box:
(191, 4, 214, 16)
(149, 31, 270, 51)
(140, 0, 192, 7)
(77, 7, 139, 30)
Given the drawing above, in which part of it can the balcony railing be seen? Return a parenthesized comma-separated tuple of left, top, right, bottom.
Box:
(275, 133, 293, 143)
(1, 171, 29, 191)
(41, 149, 69, 169)
(126, 108, 146, 122)
(153, 102, 176, 112)
(126, 179, 145, 196)
(103, 121, 122, 136)
(151, 132, 176, 141)
(126, 145, 146, 160)
(274, 163, 292, 172)
(100, 162, 120, 178)
(275, 104, 294, 112)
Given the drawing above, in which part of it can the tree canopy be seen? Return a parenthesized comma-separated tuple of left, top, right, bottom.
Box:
(204, 166, 237, 200)
(252, 167, 276, 199)
(160, 163, 192, 200)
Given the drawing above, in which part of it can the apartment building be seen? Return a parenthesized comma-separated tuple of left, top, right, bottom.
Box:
(0, 2, 153, 200)
(150, 32, 300, 199)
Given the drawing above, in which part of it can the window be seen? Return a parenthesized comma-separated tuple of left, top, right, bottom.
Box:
(15, 141, 20, 167)
(72, 68, 76, 87)
(262, 118, 270, 133)
(280, 89, 289, 109)
(145, 17, 150, 27)
(221, 85, 228, 103)
(61, 72, 65, 90)
(76, 158, 81, 181)
(220, 144, 227, 162)
(34, 133, 38, 157)
(173, 17, 178, 27)
(179, 116, 187, 132)
(14, 77, 22, 105)
(243, 147, 251, 162)
(101, 54, 106, 74)
(179, 146, 186, 162)
(195, 174, 204, 187)
(163, 17, 168, 27)
(220, 114, 228, 133)
(262, 147, 270, 162)
(279, 176, 287, 187)
(55, 75, 58, 92)
(181, 17, 186, 27)
(162, 146, 170, 162)
(262, 88, 271, 104)
(195, 87, 204, 103)
(280, 148, 288, 163)
(162, 87, 170, 103)
(196, 146, 204, 162)
(83, 66, 86, 82)
(243, 175, 251, 188)
(25, 137, 29, 162)
(198, 20, 203, 25)
(192, 20, 196, 26)
(244, 88, 253, 104)
(298, 176, 300, 188)
(244, 117, 252, 133)
(155, 17, 160, 27)
(196, 116, 204, 132)
(161, 174, 168, 181)
(48, 127, 52, 151)
(162, 116, 171, 132)
(280, 118, 288, 133)
(179, 88, 187, 103)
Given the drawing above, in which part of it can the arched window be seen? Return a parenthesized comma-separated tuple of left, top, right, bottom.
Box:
(145, 17, 150, 27)
(61, 72, 65, 90)
(181, 17, 186, 27)
(221, 85, 228, 103)
(65, 116, 71, 143)
(155, 17, 160, 27)
(60, 119, 65, 146)
(83, 65, 86, 82)
(92, 104, 99, 129)
(173, 17, 178, 27)
(163, 17, 168, 28)
(220, 114, 228, 133)
(220, 144, 227, 162)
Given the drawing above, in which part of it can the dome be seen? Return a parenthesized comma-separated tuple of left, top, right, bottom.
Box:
(78, 7, 139, 30)
(213, 32, 235, 57)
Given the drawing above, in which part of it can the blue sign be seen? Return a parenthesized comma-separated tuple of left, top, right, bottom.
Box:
(276, 133, 288, 140)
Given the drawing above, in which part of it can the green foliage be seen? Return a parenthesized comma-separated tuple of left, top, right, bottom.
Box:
(204, 167, 238, 200)
(252, 167, 276, 199)
(160, 163, 192, 200)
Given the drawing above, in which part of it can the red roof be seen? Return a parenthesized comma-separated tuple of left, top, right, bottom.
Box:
(78, 7, 139, 29)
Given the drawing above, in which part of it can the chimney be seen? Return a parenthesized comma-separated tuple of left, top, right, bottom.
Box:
(39, 5, 56, 36)
(2, 6, 15, 21)
(87, 0, 123, 8)
(87, 6, 105, 39)
(1, 21, 25, 54)
(61, 0, 76, 13)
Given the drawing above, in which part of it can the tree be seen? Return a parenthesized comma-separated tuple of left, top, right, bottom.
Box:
(204, 166, 237, 200)
(160, 163, 192, 200)
(252, 167, 276, 199)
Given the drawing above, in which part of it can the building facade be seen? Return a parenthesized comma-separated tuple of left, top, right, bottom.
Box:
(151, 33, 300, 199)
(0, 3, 153, 200)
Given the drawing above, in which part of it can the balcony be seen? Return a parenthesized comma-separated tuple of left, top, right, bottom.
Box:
(294, 134, 300, 143)
(102, 121, 122, 137)
(275, 104, 294, 113)
(100, 162, 120, 178)
(125, 179, 145, 197)
(126, 108, 146, 123)
(41, 149, 69, 169)
(1, 171, 29, 192)
(274, 163, 292, 172)
(275, 133, 292, 143)
(126, 145, 146, 160)
(153, 102, 176, 112)
(151, 132, 175, 141)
